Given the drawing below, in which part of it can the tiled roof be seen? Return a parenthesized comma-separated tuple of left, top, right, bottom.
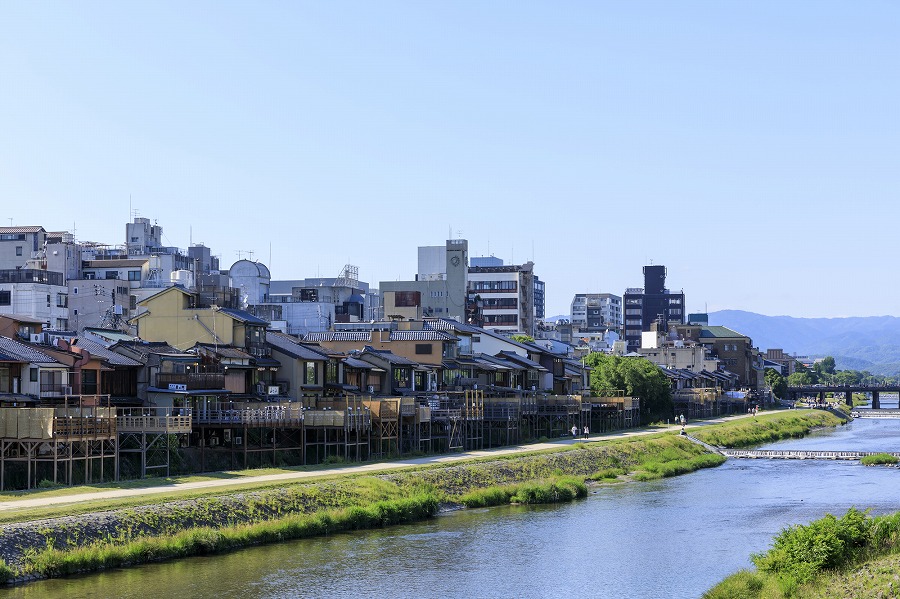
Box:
(424, 318, 481, 334)
(0, 337, 60, 364)
(359, 347, 421, 366)
(72, 338, 142, 366)
(195, 344, 253, 359)
(0, 226, 44, 234)
(699, 326, 745, 339)
(389, 330, 456, 341)
(266, 332, 329, 361)
(217, 308, 269, 325)
(304, 332, 372, 342)
(498, 351, 548, 371)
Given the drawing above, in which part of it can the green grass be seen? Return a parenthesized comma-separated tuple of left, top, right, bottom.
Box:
(691, 411, 843, 448)
(706, 509, 900, 598)
(860, 453, 898, 466)
(18, 493, 440, 580)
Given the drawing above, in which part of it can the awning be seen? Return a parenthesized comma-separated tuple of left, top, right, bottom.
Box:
(253, 356, 281, 368)
(147, 387, 232, 396)
(326, 382, 361, 392)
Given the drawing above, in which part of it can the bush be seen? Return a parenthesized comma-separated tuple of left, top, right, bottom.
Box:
(860, 453, 898, 466)
(752, 508, 871, 583)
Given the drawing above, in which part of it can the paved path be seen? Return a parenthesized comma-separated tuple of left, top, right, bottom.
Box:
(0, 413, 753, 512)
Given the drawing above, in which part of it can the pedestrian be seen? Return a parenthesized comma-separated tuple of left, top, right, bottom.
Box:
(571, 425, 578, 439)
(583, 425, 589, 439)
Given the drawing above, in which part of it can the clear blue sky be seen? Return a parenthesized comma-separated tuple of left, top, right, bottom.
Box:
(2, 2, 898, 319)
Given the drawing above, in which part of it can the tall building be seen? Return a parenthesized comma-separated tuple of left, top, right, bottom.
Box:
(380, 240, 469, 323)
(467, 259, 536, 336)
(570, 293, 622, 334)
(623, 265, 685, 352)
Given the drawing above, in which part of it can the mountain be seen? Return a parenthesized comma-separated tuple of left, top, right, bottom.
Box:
(708, 310, 900, 376)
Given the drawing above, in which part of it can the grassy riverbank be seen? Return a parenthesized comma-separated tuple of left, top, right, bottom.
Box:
(690, 410, 844, 447)
(705, 509, 900, 599)
(0, 410, 835, 585)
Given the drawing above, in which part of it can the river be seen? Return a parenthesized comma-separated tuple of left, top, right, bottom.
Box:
(6, 415, 900, 599)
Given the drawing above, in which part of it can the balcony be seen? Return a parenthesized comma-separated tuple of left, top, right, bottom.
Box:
(156, 372, 225, 391)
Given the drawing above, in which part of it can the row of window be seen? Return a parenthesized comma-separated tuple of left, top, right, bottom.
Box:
(83, 270, 142, 281)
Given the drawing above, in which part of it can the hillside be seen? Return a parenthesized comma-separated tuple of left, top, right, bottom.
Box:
(708, 310, 900, 376)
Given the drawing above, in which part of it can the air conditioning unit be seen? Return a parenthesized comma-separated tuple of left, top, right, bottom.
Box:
(234, 436, 243, 446)
(30, 333, 44, 344)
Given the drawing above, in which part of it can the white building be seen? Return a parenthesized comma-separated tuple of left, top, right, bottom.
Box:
(0, 269, 70, 330)
(570, 293, 622, 334)
(468, 260, 536, 336)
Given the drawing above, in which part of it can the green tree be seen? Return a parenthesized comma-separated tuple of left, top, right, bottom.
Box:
(583, 352, 672, 423)
(510, 334, 535, 344)
(787, 371, 814, 387)
(764, 368, 787, 399)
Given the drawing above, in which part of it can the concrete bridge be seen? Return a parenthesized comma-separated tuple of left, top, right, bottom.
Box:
(721, 449, 900, 460)
(786, 384, 900, 409)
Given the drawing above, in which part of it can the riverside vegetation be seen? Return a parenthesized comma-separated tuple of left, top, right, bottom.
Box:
(0, 410, 840, 586)
(705, 509, 900, 599)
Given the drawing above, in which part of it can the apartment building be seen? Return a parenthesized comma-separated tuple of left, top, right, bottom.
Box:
(570, 293, 622, 334)
(623, 265, 685, 352)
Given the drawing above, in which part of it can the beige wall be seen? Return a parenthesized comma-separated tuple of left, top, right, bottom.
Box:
(135, 289, 236, 350)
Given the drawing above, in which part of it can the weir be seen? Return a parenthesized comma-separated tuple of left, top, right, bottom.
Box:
(721, 449, 900, 460)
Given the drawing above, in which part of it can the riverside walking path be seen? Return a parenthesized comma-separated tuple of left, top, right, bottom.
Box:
(0, 413, 754, 513)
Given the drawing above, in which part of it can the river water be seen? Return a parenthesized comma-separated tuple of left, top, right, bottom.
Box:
(7, 415, 900, 599)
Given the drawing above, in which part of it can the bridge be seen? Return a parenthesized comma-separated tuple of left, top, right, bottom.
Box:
(786, 384, 900, 409)
(721, 449, 900, 460)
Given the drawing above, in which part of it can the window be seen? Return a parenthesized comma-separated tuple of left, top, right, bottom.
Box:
(0, 290, 9, 306)
(105, 271, 118, 280)
(130, 236, 139, 243)
(15, 246, 22, 256)
(128, 271, 141, 281)
(56, 318, 68, 329)
(326, 361, 338, 384)
(415, 344, 433, 354)
(0, 233, 25, 241)
(304, 362, 317, 385)
(30, 368, 38, 382)
(56, 293, 68, 307)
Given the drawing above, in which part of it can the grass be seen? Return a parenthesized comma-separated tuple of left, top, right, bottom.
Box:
(691, 410, 843, 448)
(19, 493, 441, 579)
(860, 453, 898, 466)
(705, 509, 900, 598)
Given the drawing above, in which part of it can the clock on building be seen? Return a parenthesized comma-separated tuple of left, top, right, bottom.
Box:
(450, 256, 461, 267)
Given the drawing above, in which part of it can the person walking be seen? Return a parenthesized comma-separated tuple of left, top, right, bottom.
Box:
(571, 425, 578, 439)
(583, 425, 589, 439)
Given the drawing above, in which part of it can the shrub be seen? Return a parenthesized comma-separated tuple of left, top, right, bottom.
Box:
(860, 453, 898, 466)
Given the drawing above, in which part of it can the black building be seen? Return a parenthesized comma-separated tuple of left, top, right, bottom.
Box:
(623, 265, 685, 352)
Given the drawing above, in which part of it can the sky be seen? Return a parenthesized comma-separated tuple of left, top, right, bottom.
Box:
(2, 2, 899, 319)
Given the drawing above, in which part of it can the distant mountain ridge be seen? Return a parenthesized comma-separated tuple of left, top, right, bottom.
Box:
(708, 310, 900, 376)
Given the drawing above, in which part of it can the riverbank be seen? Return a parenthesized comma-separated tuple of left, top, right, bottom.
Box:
(705, 508, 900, 599)
(0, 410, 837, 586)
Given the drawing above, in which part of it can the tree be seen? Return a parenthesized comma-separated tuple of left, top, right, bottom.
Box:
(787, 371, 814, 387)
(584, 352, 672, 423)
(765, 368, 787, 399)
(510, 334, 535, 344)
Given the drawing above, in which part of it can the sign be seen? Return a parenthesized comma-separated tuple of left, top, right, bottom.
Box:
(168, 383, 188, 391)
(267, 385, 280, 395)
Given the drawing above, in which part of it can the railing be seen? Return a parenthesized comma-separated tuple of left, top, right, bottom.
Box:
(156, 373, 225, 390)
(116, 408, 193, 433)
(193, 405, 304, 426)
(53, 416, 116, 437)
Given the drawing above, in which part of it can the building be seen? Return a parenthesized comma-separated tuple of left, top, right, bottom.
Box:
(623, 265, 685, 352)
(675, 323, 764, 390)
(570, 293, 622, 334)
(256, 265, 374, 337)
(468, 259, 536, 336)
(0, 226, 47, 270)
(0, 269, 70, 330)
(380, 239, 469, 323)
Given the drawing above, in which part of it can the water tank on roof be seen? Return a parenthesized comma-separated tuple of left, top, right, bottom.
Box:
(171, 270, 194, 288)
